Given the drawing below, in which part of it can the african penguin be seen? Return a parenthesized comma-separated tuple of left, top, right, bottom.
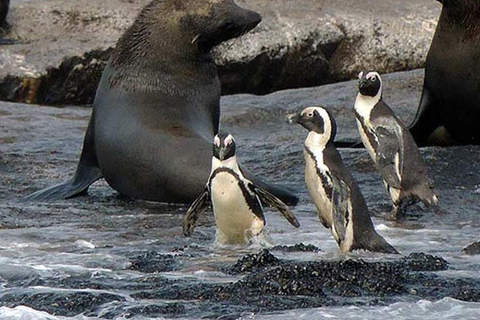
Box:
(183, 132, 300, 245)
(288, 107, 398, 253)
(354, 71, 439, 219)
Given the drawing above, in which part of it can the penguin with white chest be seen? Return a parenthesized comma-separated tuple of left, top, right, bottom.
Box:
(288, 107, 398, 253)
(354, 71, 439, 219)
(183, 132, 300, 245)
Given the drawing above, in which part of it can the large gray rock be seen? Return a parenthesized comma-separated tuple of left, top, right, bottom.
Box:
(0, 0, 440, 105)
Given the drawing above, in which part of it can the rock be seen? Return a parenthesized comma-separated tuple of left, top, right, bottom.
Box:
(229, 249, 281, 274)
(0, 0, 440, 105)
(128, 251, 180, 273)
(271, 243, 322, 253)
(0, 291, 125, 317)
(463, 242, 480, 255)
(400, 253, 449, 271)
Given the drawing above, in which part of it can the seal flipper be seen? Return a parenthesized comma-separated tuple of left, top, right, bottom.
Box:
(24, 115, 103, 201)
(409, 87, 441, 146)
(241, 167, 298, 206)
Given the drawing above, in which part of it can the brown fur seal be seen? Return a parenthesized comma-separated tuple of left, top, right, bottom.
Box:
(0, 0, 8, 28)
(409, 0, 480, 145)
(26, 0, 298, 205)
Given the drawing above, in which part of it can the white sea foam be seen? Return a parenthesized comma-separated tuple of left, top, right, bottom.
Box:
(253, 298, 480, 320)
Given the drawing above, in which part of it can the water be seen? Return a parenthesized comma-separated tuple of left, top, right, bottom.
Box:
(1, 70, 480, 319)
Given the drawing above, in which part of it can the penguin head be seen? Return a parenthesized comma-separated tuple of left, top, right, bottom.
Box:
(212, 132, 236, 161)
(288, 107, 337, 144)
(358, 71, 382, 97)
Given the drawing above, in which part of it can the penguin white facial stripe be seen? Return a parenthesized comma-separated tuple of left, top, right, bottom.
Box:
(214, 135, 221, 147)
(358, 71, 364, 79)
(301, 107, 333, 147)
(224, 134, 234, 146)
(366, 71, 381, 82)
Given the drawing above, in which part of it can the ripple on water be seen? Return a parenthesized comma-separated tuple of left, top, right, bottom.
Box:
(254, 298, 480, 320)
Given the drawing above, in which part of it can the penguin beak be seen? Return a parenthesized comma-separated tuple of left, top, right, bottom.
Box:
(358, 79, 368, 89)
(218, 148, 227, 161)
(287, 113, 301, 124)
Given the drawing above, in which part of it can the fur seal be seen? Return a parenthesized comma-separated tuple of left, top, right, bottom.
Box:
(409, 0, 480, 145)
(183, 132, 299, 245)
(26, 0, 298, 205)
(0, 0, 8, 28)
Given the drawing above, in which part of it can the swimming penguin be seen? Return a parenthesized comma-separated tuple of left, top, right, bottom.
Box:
(288, 107, 398, 254)
(354, 71, 439, 219)
(183, 132, 300, 245)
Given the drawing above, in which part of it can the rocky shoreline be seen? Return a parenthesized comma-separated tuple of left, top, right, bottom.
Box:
(1, 69, 479, 318)
(0, 0, 440, 105)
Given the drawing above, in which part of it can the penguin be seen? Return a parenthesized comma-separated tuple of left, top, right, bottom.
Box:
(288, 107, 398, 254)
(354, 71, 439, 219)
(183, 132, 300, 245)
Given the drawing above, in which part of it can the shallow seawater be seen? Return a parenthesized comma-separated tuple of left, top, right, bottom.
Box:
(1, 71, 480, 319)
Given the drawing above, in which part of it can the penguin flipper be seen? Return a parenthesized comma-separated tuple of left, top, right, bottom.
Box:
(241, 166, 298, 206)
(331, 175, 350, 244)
(253, 185, 300, 228)
(183, 189, 210, 237)
(24, 115, 103, 201)
(374, 122, 404, 189)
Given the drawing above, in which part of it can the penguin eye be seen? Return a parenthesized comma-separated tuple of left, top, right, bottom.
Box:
(370, 76, 377, 82)
(307, 112, 314, 118)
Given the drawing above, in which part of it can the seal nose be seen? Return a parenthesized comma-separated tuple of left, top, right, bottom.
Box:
(243, 9, 262, 30)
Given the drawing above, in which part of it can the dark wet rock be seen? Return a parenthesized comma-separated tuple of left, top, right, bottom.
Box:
(463, 242, 480, 255)
(230, 252, 405, 298)
(400, 253, 449, 271)
(0, 291, 125, 317)
(228, 249, 281, 274)
(128, 251, 180, 273)
(0, 0, 439, 105)
(271, 243, 322, 253)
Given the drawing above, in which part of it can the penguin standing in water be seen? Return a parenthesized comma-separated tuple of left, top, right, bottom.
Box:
(288, 107, 398, 253)
(354, 71, 439, 219)
(183, 132, 300, 245)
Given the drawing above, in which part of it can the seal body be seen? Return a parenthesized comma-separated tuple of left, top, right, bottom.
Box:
(183, 133, 299, 245)
(289, 107, 398, 253)
(26, 0, 297, 205)
(355, 71, 439, 219)
(0, 0, 8, 28)
(409, 0, 480, 145)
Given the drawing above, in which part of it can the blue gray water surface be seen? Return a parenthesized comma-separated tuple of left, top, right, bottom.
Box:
(0, 70, 479, 319)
